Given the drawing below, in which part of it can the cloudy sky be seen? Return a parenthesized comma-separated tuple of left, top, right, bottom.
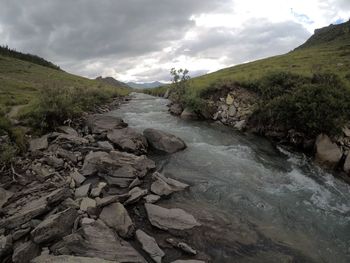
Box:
(0, 0, 349, 82)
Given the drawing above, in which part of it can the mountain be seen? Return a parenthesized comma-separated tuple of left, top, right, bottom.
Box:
(127, 81, 165, 89)
(95, 76, 130, 88)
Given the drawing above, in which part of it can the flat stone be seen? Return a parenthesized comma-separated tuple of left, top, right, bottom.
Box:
(81, 218, 95, 225)
(129, 177, 142, 189)
(57, 126, 79, 137)
(99, 202, 134, 238)
(29, 136, 48, 152)
(124, 187, 148, 205)
(80, 198, 96, 211)
(12, 227, 31, 240)
(0, 234, 13, 258)
(75, 183, 91, 198)
(12, 240, 41, 263)
(96, 195, 120, 208)
(136, 230, 164, 263)
(151, 172, 189, 196)
(143, 128, 187, 154)
(107, 128, 148, 155)
(315, 134, 342, 167)
(87, 114, 128, 134)
(52, 219, 145, 262)
(54, 134, 89, 146)
(31, 163, 55, 182)
(70, 170, 86, 186)
(31, 208, 78, 244)
(145, 204, 201, 231)
(143, 194, 161, 204)
(61, 198, 80, 209)
(97, 141, 114, 151)
(90, 182, 107, 197)
(32, 254, 117, 263)
(0, 187, 13, 208)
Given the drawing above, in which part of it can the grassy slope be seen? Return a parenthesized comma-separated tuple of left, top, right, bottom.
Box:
(0, 55, 129, 116)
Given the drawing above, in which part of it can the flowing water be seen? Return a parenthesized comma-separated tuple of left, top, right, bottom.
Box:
(111, 93, 350, 263)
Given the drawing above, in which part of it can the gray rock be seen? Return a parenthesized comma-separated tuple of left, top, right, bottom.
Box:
(166, 238, 197, 255)
(180, 108, 198, 120)
(51, 219, 145, 262)
(99, 202, 134, 238)
(87, 114, 128, 134)
(171, 260, 205, 263)
(343, 126, 350, 137)
(12, 227, 31, 240)
(0, 187, 13, 208)
(43, 155, 64, 169)
(75, 183, 91, 198)
(124, 187, 148, 205)
(145, 204, 200, 231)
(129, 177, 142, 189)
(31, 208, 78, 244)
(70, 170, 86, 186)
(12, 241, 41, 263)
(57, 126, 79, 137)
(228, 105, 237, 117)
(0, 234, 12, 258)
(136, 230, 164, 263)
(107, 128, 148, 155)
(315, 134, 342, 167)
(97, 141, 114, 151)
(96, 195, 120, 208)
(90, 182, 107, 197)
(32, 255, 117, 263)
(80, 198, 96, 212)
(81, 218, 95, 225)
(54, 134, 89, 146)
(151, 172, 189, 196)
(29, 136, 48, 152)
(61, 198, 80, 210)
(143, 194, 161, 204)
(143, 128, 187, 154)
(234, 120, 246, 131)
(169, 103, 183, 116)
(31, 163, 54, 182)
(344, 154, 350, 174)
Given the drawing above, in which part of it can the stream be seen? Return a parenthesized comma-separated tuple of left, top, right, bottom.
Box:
(111, 92, 350, 263)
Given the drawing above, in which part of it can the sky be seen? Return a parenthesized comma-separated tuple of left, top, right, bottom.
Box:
(0, 0, 349, 83)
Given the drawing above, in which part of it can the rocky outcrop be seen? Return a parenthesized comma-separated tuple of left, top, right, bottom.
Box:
(315, 134, 343, 167)
(136, 229, 164, 263)
(143, 128, 187, 154)
(107, 128, 148, 155)
(145, 204, 201, 231)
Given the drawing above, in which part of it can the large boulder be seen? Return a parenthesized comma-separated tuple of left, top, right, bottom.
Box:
(136, 230, 164, 263)
(315, 134, 342, 167)
(143, 128, 186, 154)
(87, 114, 127, 134)
(151, 172, 189, 196)
(51, 220, 145, 262)
(145, 204, 200, 231)
(31, 208, 79, 244)
(107, 128, 148, 155)
(99, 202, 134, 238)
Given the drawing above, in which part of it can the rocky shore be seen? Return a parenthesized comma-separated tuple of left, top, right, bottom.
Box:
(0, 99, 206, 263)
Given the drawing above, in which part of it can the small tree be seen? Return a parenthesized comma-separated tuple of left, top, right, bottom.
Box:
(170, 68, 190, 103)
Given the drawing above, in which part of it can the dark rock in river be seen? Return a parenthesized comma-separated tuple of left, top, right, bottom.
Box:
(143, 128, 186, 154)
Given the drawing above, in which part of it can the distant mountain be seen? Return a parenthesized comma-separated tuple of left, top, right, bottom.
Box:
(126, 81, 165, 89)
(95, 76, 130, 88)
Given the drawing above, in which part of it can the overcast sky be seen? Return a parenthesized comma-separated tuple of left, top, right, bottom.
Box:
(0, 0, 349, 82)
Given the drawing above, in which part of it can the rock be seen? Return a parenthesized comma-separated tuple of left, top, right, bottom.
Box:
(75, 183, 91, 198)
(29, 136, 48, 152)
(85, 135, 95, 143)
(143, 128, 187, 154)
(57, 126, 79, 137)
(166, 238, 197, 255)
(80, 198, 96, 212)
(136, 230, 164, 263)
(151, 172, 189, 196)
(343, 126, 350, 137)
(344, 154, 350, 173)
(54, 134, 89, 146)
(164, 89, 170, 99)
(81, 151, 155, 187)
(31, 208, 78, 244)
(234, 120, 246, 131)
(169, 103, 183, 116)
(315, 134, 342, 167)
(90, 182, 107, 197)
(180, 108, 198, 120)
(0, 235, 12, 258)
(55, 147, 78, 163)
(87, 114, 128, 134)
(171, 260, 205, 263)
(32, 254, 117, 263)
(0, 187, 13, 208)
(97, 141, 114, 151)
(143, 194, 161, 204)
(96, 195, 121, 208)
(12, 240, 41, 263)
(129, 177, 142, 189)
(51, 219, 145, 262)
(81, 218, 95, 225)
(226, 94, 234, 105)
(43, 155, 64, 169)
(70, 170, 86, 186)
(228, 105, 237, 117)
(145, 204, 200, 231)
(31, 163, 54, 182)
(61, 198, 80, 209)
(124, 187, 148, 205)
(107, 128, 148, 155)
(99, 202, 134, 238)
(12, 227, 31, 240)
